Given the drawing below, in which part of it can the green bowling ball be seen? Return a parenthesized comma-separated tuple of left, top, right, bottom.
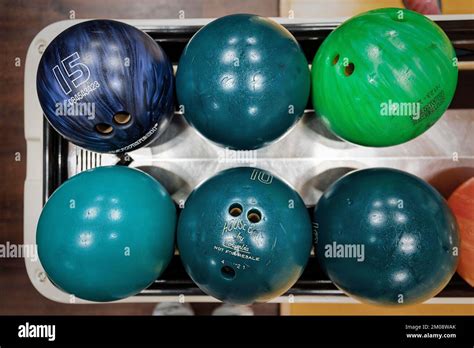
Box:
(177, 167, 312, 304)
(36, 166, 176, 302)
(311, 8, 458, 147)
(176, 14, 310, 150)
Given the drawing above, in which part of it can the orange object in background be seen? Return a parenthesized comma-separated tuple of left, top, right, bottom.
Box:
(448, 178, 474, 287)
(403, 0, 442, 14)
(279, 0, 474, 18)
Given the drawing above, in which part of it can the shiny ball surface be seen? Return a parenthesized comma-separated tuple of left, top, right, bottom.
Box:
(448, 178, 474, 287)
(311, 8, 458, 147)
(176, 14, 310, 150)
(314, 168, 459, 305)
(37, 166, 177, 301)
(37, 20, 174, 153)
(177, 167, 312, 304)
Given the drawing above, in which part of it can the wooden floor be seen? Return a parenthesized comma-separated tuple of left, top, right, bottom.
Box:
(0, 0, 279, 316)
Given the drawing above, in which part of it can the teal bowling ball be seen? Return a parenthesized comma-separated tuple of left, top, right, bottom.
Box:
(177, 167, 312, 304)
(36, 166, 177, 302)
(314, 168, 459, 306)
(176, 14, 310, 150)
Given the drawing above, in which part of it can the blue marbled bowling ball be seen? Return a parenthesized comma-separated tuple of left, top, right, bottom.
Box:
(176, 14, 310, 150)
(37, 20, 174, 153)
(177, 167, 312, 304)
(313, 168, 459, 306)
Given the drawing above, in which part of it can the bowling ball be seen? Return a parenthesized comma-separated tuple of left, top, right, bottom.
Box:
(177, 167, 312, 304)
(314, 168, 459, 305)
(36, 166, 176, 302)
(312, 8, 458, 147)
(176, 14, 310, 150)
(37, 20, 174, 153)
(448, 178, 474, 287)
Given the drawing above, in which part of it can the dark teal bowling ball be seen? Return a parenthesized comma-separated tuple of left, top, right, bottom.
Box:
(176, 14, 310, 150)
(36, 166, 176, 302)
(314, 168, 459, 306)
(177, 167, 312, 304)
